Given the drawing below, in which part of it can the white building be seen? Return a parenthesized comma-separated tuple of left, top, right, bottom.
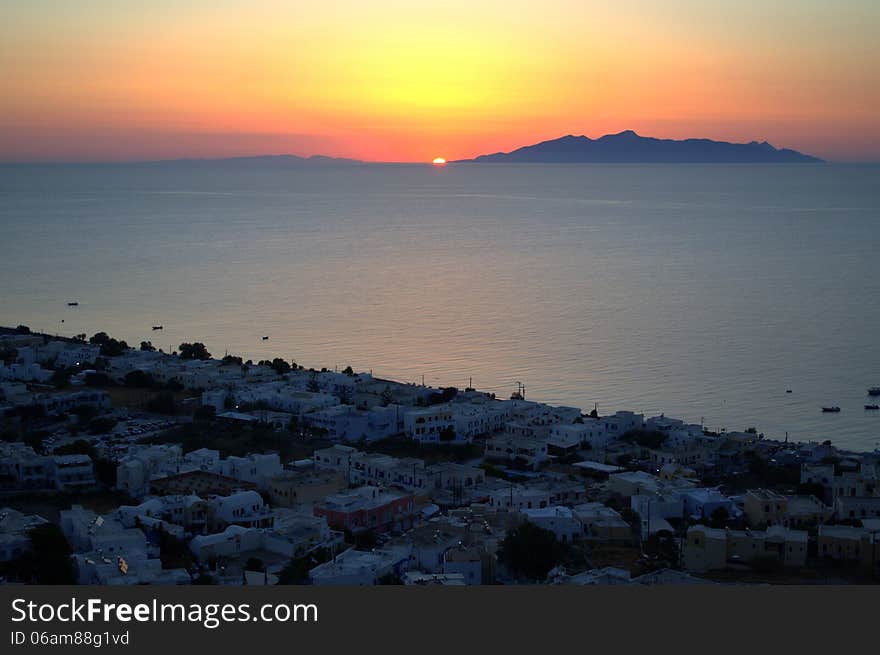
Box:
(487, 485, 551, 512)
(72, 549, 190, 585)
(60, 505, 154, 556)
(0, 508, 48, 562)
(521, 506, 582, 542)
(308, 545, 410, 585)
(403, 405, 458, 443)
(304, 404, 399, 442)
(450, 402, 511, 439)
(221, 453, 282, 488)
(485, 434, 549, 468)
(599, 411, 644, 438)
(50, 455, 96, 491)
(549, 417, 616, 448)
(116, 444, 185, 498)
(211, 490, 274, 529)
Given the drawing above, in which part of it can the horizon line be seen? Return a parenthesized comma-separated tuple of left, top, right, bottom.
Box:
(5, 158, 877, 165)
(0, 130, 865, 165)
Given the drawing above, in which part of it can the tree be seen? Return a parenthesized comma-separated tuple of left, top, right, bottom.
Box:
(377, 572, 403, 585)
(88, 416, 118, 435)
(146, 391, 178, 415)
(499, 521, 564, 581)
(438, 426, 457, 442)
(84, 371, 113, 387)
(0, 346, 18, 365)
(140, 340, 156, 352)
(277, 548, 331, 585)
(124, 370, 156, 388)
(245, 557, 265, 572)
(796, 482, 826, 499)
(621, 429, 668, 449)
(342, 365, 354, 376)
(157, 528, 193, 570)
(94, 457, 117, 486)
(50, 368, 72, 388)
(178, 342, 211, 360)
(54, 439, 97, 458)
(709, 506, 730, 529)
(20, 524, 75, 584)
(644, 531, 679, 568)
(90, 332, 128, 357)
(269, 358, 291, 375)
(306, 374, 320, 393)
(428, 387, 458, 405)
(193, 405, 216, 422)
(69, 403, 99, 423)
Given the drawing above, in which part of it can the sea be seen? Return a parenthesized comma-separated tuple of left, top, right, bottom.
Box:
(1, 162, 879, 451)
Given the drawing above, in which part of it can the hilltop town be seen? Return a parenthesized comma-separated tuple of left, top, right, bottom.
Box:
(1, 325, 878, 586)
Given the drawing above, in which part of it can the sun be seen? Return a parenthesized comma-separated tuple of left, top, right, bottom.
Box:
(432, 157, 446, 165)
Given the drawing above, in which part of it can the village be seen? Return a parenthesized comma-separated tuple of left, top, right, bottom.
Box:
(2, 325, 879, 586)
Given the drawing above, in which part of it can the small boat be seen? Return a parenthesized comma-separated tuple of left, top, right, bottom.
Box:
(786, 389, 792, 393)
(262, 336, 269, 341)
(869, 387, 880, 397)
(822, 406, 841, 413)
(67, 301, 79, 306)
(866, 404, 880, 411)
(152, 325, 163, 331)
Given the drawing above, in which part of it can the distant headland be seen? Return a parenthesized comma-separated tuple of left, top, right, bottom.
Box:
(454, 130, 823, 164)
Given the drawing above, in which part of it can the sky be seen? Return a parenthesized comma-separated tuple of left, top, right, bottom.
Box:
(1, 1, 878, 162)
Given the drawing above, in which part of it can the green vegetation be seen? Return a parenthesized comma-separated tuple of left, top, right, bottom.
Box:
(364, 435, 482, 464)
(244, 557, 265, 572)
(499, 521, 565, 581)
(178, 342, 211, 360)
(277, 548, 332, 585)
(19, 524, 75, 584)
(620, 429, 668, 449)
(796, 482, 827, 499)
(642, 531, 680, 570)
(146, 391, 179, 415)
(722, 452, 800, 494)
(157, 528, 194, 570)
(140, 419, 324, 460)
(193, 405, 216, 421)
(258, 358, 291, 375)
(87, 416, 118, 434)
(53, 439, 97, 457)
(89, 331, 129, 357)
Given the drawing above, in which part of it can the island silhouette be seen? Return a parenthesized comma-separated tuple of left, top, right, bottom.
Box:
(454, 130, 822, 164)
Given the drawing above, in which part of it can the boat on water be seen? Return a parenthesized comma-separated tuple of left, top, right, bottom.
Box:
(822, 406, 841, 413)
(869, 387, 880, 397)
(152, 325, 163, 331)
(262, 336, 269, 341)
(67, 301, 79, 306)
(866, 404, 880, 410)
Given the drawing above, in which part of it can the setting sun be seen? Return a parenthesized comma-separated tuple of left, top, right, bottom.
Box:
(432, 157, 447, 165)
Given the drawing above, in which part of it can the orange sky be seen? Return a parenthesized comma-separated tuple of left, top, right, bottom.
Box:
(2, 1, 878, 162)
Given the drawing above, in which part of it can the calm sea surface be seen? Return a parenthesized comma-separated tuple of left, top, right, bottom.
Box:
(1, 163, 879, 451)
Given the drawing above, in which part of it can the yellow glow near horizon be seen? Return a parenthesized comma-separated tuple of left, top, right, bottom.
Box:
(1, 1, 878, 162)
(432, 158, 447, 165)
